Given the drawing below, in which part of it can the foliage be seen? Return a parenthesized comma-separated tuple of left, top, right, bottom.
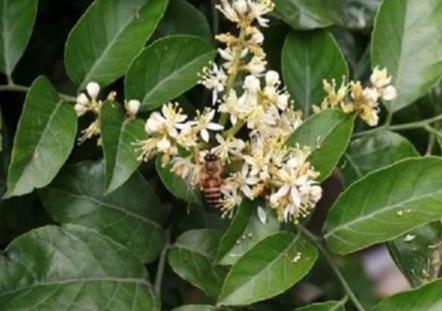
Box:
(1, 0, 442, 310)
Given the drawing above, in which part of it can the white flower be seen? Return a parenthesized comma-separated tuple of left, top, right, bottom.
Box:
(76, 93, 89, 106)
(382, 85, 398, 101)
(250, 30, 264, 44)
(86, 81, 100, 99)
(370, 67, 392, 88)
(265, 70, 280, 86)
(74, 93, 89, 116)
(363, 88, 380, 103)
(244, 75, 261, 92)
(216, 0, 240, 23)
(199, 63, 228, 105)
(245, 56, 266, 76)
(211, 134, 246, 162)
(74, 102, 88, 116)
(144, 103, 188, 138)
(248, 0, 275, 27)
(171, 157, 198, 185)
(192, 109, 224, 142)
(157, 136, 172, 152)
(233, 0, 248, 14)
(229, 164, 260, 199)
(125, 99, 140, 116)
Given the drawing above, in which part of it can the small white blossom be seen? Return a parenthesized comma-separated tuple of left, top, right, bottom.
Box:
(370, 67, 392, 88)
(86, 81, 100, 99)
(125, 99, 140, 116)
(199, 63, 228, 105)
(382, 85, 398, 101)
(211, 134, 246, 162)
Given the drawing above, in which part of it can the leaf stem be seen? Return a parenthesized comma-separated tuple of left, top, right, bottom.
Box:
(297, 225, 367, 311)
(0, 83, 77, 102)
(353, 113, 442, 138)
(154, 230, 171, 295)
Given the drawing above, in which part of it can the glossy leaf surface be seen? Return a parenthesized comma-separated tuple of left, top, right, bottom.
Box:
(215, 200, 280, 265)
(371, 0, 442, 111)
(0, 0, 38, 75)
(287, 109, 355, 182)
(39, 161, 166, 263)
(324, 157, 442, 254)
(0, 225, 159, 310)
(168, 229, 227, 299)
(100, 101, 147, 193)
(372, 279, 442, 311)
(65, 0, 168, 89)
(342, 131, 418, 185)
(5, 76, 77, 197)
(282, 31, 347, 115)
(125, 35, 215, 110)
(218, 232, 318, 306)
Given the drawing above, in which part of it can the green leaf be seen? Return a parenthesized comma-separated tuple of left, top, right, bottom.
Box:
(282, 31, 348, 115)
(293, 301, 346, 311)
(64, 0, 168, 89)
(172, 306, 222, 311)
(371, 0, 442, 111)
(324, 157, 442, 255)
(388, 223, 442, 286)
(342, 130, 418, 186)
(100, 101, 147, 193)
(286, 109, 355, 182)
(155, 0, 211, 41)
(273, 0, 340, 30)
(0, 0, 38, 75)
(218, 232, 318, 306)
(0, 224, 159, 311)
(215, 200, 280, 265)
(39, 161, 166, 263)
(156, 157, 203, 206)
(168, 229, 227, 299)
(5, 76, 77, 198)
(125, 35, 215, 111)
(372, 279, 442, 311)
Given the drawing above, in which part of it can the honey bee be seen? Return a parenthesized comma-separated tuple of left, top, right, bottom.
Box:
(200, 152, 223, 208)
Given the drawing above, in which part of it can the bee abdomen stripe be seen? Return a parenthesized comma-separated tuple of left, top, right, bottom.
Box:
(204, 188, 221, 194)
(205, 192, 221, 198)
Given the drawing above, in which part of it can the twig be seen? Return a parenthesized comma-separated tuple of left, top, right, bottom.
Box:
(154, 230, 171, 295)
(0, 83, 77, 102)
(353, 113, 442, 138)
(297, 225, 367, 311)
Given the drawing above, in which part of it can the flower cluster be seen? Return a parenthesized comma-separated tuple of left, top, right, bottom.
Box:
(136, 0, 322, 223)
(136, 103, 224, 166)
(75, 82, 140, 145)
(314, 67, 398, 126)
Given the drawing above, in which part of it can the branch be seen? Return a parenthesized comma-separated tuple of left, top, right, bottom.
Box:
(297, 225, 367, 311)
(353, 113, 442, 138)
(154, 230, 171, 295)
(0, 83, 77, 102)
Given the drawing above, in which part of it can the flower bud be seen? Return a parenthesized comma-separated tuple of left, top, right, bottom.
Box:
(233, 0, 248, 15)
(74, 103, 88, 116)
(265, 70, 280, 86)
(86, 81, 100, 99)
(76, 93, 89, 106)
(244, 75, 261, 92)
(125, 99, 140, 116)
(156, 137, 171, 152)
(145, 112, 161, 133)
(382, 85, 398, 101)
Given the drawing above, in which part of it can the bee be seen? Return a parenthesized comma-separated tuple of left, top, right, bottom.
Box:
(200, 152, 223, 208)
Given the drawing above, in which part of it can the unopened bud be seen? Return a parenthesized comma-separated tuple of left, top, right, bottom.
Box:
(125, 99, 140, 116)
(86, 81, 100, 99)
